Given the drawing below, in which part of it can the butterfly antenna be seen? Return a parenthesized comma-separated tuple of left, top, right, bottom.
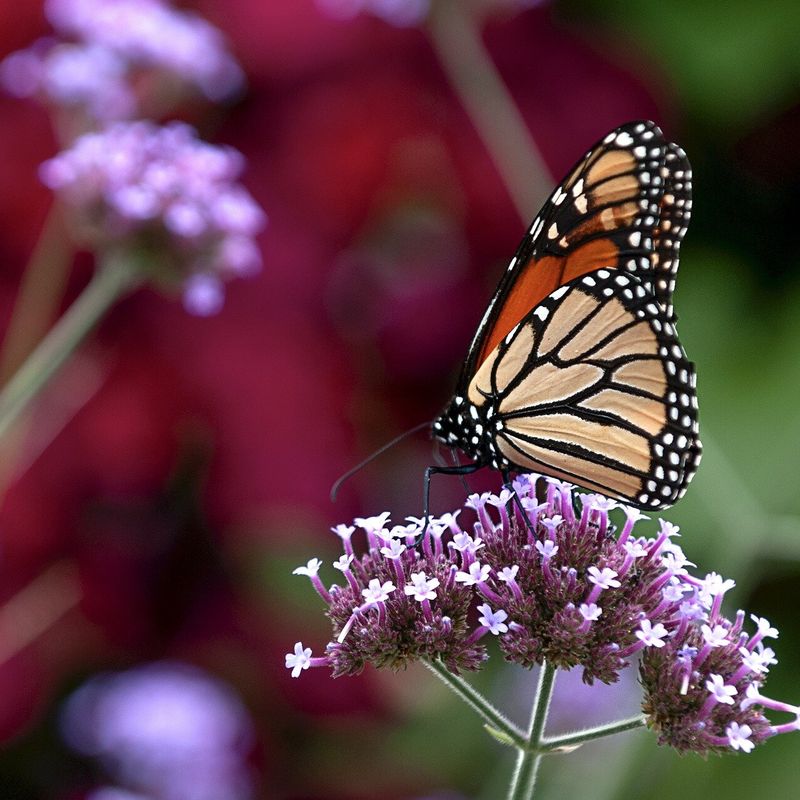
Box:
(330, 420, 433, 502)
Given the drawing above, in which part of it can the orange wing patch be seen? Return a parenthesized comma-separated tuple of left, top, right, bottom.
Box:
(477, 242, 621, 367)
(476, 148, 650, 368)
(586, 150, 637, 185)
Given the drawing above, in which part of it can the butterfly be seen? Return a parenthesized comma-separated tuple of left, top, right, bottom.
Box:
(430, 121, 701, 511)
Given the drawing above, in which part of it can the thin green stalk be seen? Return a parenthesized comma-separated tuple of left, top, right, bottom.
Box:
(541, 715, 646, 752)
(424, 659, 525, 745)
(426, 0, 552, 223)
(507, 661, 556, 800)
(0, 204, 72, 382)
(0, 251, 141, 441)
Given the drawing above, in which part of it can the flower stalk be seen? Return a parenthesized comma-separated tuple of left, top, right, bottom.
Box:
(0, 250, 141, 441)
(540, 715, 646, 753)
(424, 659, 524, 745)
(427, 656, 648, 756)
(507, 661, 556, 800)
(426, 0, 552, 222)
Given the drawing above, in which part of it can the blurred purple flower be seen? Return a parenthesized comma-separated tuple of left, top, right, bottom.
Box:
(88, 789, 152, 800)
(46, 0, 244, 101)
(0, 0, 243, 123)
(39, 120, 266, 313)
(315, 0, 430, 27)
(61, 661, 255, 800)
(182, 273, 226, 316)
(0, 41, 135, 121)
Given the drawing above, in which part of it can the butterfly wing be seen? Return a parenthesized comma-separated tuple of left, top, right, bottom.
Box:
(651, 141, 692, 317)
(459, 120, 690, 394)
(465, 268, 700, 508)
(433, 121, 700, 508)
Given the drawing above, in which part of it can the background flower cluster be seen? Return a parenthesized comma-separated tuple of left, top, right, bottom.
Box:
(0, 0, 800, 798)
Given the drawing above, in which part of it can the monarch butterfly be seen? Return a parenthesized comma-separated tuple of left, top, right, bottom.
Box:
(429, 121, 701, 511)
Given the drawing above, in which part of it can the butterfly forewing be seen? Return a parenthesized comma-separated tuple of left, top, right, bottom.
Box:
(467, 121, 681, 378)
(651, 142, 693, 316)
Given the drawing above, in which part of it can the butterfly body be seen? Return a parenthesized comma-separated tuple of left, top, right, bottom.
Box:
(431, 121, 701, 511)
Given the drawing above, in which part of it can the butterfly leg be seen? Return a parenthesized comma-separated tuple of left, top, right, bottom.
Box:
(501, 469, 538, 539)
(421, 462, 483, 542)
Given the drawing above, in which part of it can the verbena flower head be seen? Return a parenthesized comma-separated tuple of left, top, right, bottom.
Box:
(290, 474, 799, 755)
(325, 517, 486, 673)
(0, 0, 243, 122)
(639, 598, 794, 755)
(40, 120, 266, 314)
(61, 661, 254, 800)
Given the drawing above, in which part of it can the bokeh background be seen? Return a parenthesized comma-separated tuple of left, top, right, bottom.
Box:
(1, 0, 799, 798)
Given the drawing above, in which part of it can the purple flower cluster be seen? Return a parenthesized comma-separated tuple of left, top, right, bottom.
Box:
(315, 0, 431, 27)
(291, 509, 487, 675)
(288, 474, 800, 755)
(314, 0, 547, 27)
(61, 661, 255, 800)
(40, 121, 265, 314)
(0, 0, 243, 123)
(1, 0, 261, 315)
(640, 608, 794, 755)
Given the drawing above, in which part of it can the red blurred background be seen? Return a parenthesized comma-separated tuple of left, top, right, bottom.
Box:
(2, 1, 799, 798)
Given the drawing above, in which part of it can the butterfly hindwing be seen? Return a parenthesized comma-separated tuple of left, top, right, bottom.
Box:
(466, 269, 700, 509)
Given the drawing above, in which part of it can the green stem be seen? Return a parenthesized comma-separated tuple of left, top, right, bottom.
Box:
(0, 204, 72, 382)
(541, 715, 646, 752)
(424, 660, 525, 745)
(507, 662, 557, 800)
(0, 252, 140, 441)
(426, 0, 552, 223)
